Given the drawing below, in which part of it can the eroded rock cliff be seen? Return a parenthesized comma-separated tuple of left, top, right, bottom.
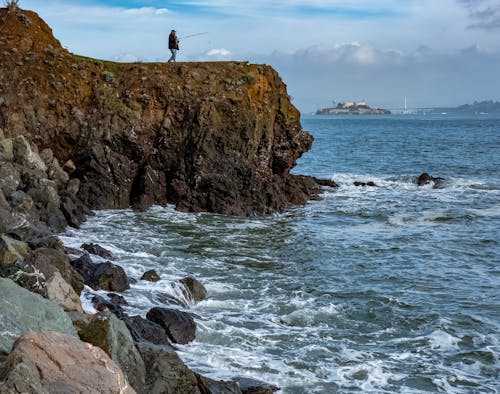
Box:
(0, 7, 319, 215)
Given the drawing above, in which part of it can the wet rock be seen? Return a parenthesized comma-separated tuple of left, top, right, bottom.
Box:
(0, 277, 77, 358)
(136, 342, 200, 394)
(354, 181, 377, 187)
(108, 292, 128, 306)
(27, 247, 84, 295)
(141, 269, 160, 282)
(71, 253, 130, 292)
(91, 293, 127, 317)
(0, 234, 29, 265)
(60, 193, 86, 228)
(313, 177, 339, 188)
(122, 315, 173, 346)
(72, 312, 146, 391)
(0, 331, 136, 394)
(233, 377, 280, 394)
(146, 307, 197, 344)
(82, 242, 114, 260)
(179, 276, 208, 302)
(417, 172, 445, 187)
(28, 235, 65, 251)
(197, 374, 242, 394)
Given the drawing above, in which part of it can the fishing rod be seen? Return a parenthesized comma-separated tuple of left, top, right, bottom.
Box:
(180, 32, 208, 39)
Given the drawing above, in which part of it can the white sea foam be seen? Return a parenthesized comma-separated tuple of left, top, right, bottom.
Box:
(428, 330, 460, 351)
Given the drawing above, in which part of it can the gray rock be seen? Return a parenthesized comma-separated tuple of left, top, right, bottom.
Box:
(0, 331, 136, 394)
(66, 177, 80, 196)
(136, 342, 200, 394)
(73, 312, 146, 391)
(0, 189, 8, 208)
(146, 307, 197, 344)
(0, 162, 21, 197)
(47, 158, 70, 187)
(0, 277, 77, 358)
(27, 178, 60, 209)
(27, 247, 84, 295)
(38, 147, 54, 165)
(46, 271, 83, 312)
(0, 137, 13, 162)
(9, 190, 34, 211)
(0, 235, 29, 265)
(12, 135, 47, 172)
(0, 128, 4, 139)
(0, 260, 47, 297)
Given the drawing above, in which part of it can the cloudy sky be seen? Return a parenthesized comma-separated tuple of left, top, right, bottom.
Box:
(21, 0, 500, 112)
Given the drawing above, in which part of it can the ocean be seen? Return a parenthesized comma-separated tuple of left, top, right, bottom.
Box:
(60, 114, 500, 393)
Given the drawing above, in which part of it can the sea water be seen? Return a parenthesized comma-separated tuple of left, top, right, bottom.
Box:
(60, 114, 500, 393)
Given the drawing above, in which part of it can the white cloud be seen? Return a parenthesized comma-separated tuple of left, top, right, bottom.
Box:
(206, 48, 231, 57)
(122, 7, 169, 16)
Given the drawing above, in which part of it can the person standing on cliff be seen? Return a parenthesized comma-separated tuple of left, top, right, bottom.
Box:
(168, 30, 179, 62)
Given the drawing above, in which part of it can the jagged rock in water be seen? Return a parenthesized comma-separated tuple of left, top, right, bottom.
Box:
(141, 269, 161, 282)
(0, 331, 136, 394)
(146, 307, 197, 344)
(417, 172, 445, 187)
(122, 315, 173, 346)
(71, 253, 130, 292)
(81, 242, 114, 260)
(179, 276, 208, 302)
(233, 377, 280, 394)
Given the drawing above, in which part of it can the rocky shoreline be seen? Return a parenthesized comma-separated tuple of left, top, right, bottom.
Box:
(0, 5, 329, 393)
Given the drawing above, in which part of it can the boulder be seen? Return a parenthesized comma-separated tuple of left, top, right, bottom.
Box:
(0, 137, 13, 162)
(179, 276, 208, 302)
(0, 162, 21, 197)
(9, 190, 35, 211)
(313, 177, 339, 188)
(0, 235, 29, 265)
(27, 247, 84, 295)
(72, 312, 146, 391)
(122, 315, 173, 346)
(71, 253, 130, 292)
(63, 159, 76, 174)
(38, 147, 54, 165)
(141, 269, 160, 282)
(146, 307, 197, 344)
(60, 193, 86, 228)
(0, 331, 136, 394)
(136, 342, 200, 394)
(232, 377, 280, 394)
(0, 260, 47, 296)
(12, 135, 47, 172)
(0, 189, 8, 208)
(0, 277, 77, 358)
(197, 374, 242, 394)
(82, 242, 114, 260)
(47, 158, 70, 187)
(45, 271, 83, 312)
(66, 177, 80, 196)
(27, 178, 60, 209)
(91, 293, 127, 317)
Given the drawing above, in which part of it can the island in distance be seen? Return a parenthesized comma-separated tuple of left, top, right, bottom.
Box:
(316, 101, 391, 115)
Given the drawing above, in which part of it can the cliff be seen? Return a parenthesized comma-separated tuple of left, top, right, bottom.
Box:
(0, 7, 320, 216)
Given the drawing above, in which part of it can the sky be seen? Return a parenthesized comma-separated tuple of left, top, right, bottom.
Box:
(20, 0, 500, 112)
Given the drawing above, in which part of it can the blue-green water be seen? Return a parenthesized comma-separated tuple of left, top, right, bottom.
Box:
(61, 115, 500, 393)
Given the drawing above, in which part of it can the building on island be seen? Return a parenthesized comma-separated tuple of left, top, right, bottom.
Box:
(316, 101, 390, 115)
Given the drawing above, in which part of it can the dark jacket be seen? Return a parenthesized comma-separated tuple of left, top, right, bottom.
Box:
(169, 33, 179, 50)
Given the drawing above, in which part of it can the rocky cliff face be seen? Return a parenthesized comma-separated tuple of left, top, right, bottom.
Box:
(0, 7, 319, 215)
